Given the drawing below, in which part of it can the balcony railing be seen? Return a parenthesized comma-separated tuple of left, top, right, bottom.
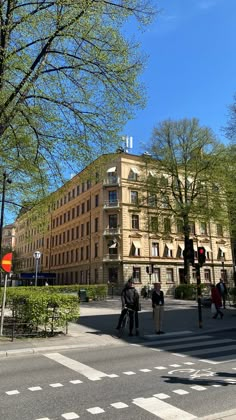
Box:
(103, 227, 121, 236)
(103, 253, 121, 261)
(103, 176, 120, 186)
(103, 200, 120, 209)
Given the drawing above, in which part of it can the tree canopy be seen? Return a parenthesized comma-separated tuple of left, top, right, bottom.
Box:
(141, 118, 227, 231)
(0, 0, 155, 212)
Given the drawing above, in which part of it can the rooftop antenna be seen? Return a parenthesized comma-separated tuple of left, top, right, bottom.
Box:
(122, 135, 133, 153)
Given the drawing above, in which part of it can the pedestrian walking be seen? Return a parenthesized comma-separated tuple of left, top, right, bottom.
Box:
(116, 279, 140, 336)
(152, 282, 165, 334)
(211, 284, 224, 319)
(216, 278, 227, 309)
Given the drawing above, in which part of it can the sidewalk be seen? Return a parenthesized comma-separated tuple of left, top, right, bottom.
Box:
(0, 297, 235, 357)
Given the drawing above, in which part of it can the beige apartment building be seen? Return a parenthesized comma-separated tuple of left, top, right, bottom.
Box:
(14, 152, 234, 293)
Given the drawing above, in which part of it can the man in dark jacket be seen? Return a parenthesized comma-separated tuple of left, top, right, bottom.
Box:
(216, 278, 227, 309)
(116, 279, 140, 336)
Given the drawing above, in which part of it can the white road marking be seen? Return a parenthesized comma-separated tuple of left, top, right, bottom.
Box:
(154, 366, 167, 370)
(123, 371, 136, 375)
(35, 418, 50, 420)
(159, 339, 233, 352)
(184, 362, 195, 365)
(190, 385, 206, 391)
(172, 353, 186, 357)
(170, 364, 181, 367)
(28, 386, 42, 391)
(107, 374, 119, 378)
(139, 368, 152, 372)
(145, 335, 211, 347)
(62, 413, 79, 420)
(87, 407, 105, 414)
(44, 352, 108, 381)
(6, 390, 19, 395)
(173, 389, 189, 395)
(110, 402, 129, 409)
(153, 393, 170, 399)
(70, 380, 83, 384)
(133, 396, 197, 419)
(49, 383, 63, 388)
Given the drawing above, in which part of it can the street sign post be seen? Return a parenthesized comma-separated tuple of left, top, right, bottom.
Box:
(0, 252, 13, 336)
(33, 251, 41, 287)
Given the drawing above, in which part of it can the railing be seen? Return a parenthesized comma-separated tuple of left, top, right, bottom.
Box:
(103, 253, 121, 261)
(103, 227, 120, 235)
(103, 176, 120, 186)
(103, 200, 120, 209)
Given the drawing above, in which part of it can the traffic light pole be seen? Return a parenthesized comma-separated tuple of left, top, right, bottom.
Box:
(195, 263, 202, 328)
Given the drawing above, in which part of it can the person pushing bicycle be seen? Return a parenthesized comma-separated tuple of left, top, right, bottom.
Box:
(116, 279, 140, 336)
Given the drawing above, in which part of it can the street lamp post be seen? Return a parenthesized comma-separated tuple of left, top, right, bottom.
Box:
(33, 251, 41, 286)
(0, 172, 12, 283)
(221, 256, 225, 282)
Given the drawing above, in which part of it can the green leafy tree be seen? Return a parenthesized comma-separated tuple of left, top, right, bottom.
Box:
(0, 0, 155, 210)
(141, 118, 227, 282)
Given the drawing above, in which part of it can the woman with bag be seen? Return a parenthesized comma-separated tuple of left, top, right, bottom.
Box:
(211, 284, 223, 319)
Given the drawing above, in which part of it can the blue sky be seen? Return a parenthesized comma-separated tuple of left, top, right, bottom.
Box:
(122, 0, 236, 155)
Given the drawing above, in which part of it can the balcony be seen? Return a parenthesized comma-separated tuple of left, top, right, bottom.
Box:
(103, 253, 121, 261)
(103, 200, 120, 209)
(103, 227, 121, 236)
(103, 176, 120, 186)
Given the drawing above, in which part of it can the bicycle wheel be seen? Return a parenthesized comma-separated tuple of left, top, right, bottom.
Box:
(118, 312, 128, 338)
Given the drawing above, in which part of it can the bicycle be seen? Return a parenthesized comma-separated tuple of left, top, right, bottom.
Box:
(118, 307, 134, 338)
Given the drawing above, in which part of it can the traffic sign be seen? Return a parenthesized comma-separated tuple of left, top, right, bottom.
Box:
(1, 252, 13, 273)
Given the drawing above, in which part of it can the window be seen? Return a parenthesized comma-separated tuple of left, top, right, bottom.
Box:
(152, 242, 159, 257)
(204, 269, 211, 282)
(148, 194, 157, 207)
(130, 241, 141, 257)
(109, 241, 118, 255)
(108, 190, 117, 205)
(153, 267, 160, 283)
(82, 182, 85, 192)
(76, 226, 79, 239)
(81, 203, 85, 214)
(132, 214, 139, 229)
(189, 221, 195, 235)
(128, 167, 139, 181)
(63, 213, 66, 223)
(76, 205, 80, 217)
(81, 224, 84, 237)
(87, 199, 91, 212)
(77, 185, 80, 196)
(109, 214, 117, 228)
(166, 268, 174, 282)
(164, 244, 173, 258)
(86, 245, 90, 260)
(94, 268, 98, 283)
(87, 179, 91, 190)
(67, 210, 70, 221)
(176, 219, 184, 234)
(218, 247, 225, 260)
(95, 194, 99, 207)
(72, 208, 75, 219)
(108, 267, 118, 283)
(133, 267, 141, 282)
(177, 245, 184, 258)
(95, 242, 98, 258)
(164, 218, 171, 233)
(81, 247, 84, 260)
(95, 217, 99, 232)
(130, 190, 138, 204)
(150, 216, 158, 232)
(200, 222, 207, 235)
(86, 221, 90, 235)
(216, 224, 223, 236)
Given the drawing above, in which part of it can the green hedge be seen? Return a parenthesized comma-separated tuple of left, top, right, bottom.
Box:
(4, 288, 80, 330)
(175, 283, 210, 300)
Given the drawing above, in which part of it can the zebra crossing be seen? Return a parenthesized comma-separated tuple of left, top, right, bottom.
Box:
(142, 332, 236, 363)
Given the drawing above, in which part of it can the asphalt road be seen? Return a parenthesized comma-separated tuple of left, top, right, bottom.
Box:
(1, 329, 236, 420)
